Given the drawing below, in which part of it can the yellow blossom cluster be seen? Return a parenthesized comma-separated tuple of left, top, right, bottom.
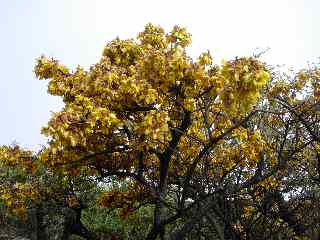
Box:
(0, 183, 41, 220)
(97, 185, 149, 219)
(32, 23, 270, 214)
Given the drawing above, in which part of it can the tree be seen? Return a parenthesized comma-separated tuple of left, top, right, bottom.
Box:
(0, 144, 102, 239)
(0, 23, 319, 239)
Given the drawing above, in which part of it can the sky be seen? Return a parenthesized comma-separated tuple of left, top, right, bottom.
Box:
(0, 0, 319, 150)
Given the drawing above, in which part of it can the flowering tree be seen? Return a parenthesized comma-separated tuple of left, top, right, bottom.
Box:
(0, 24, 319, 239)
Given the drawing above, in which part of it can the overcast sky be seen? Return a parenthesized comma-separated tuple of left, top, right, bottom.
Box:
(0, 0, 319, 150)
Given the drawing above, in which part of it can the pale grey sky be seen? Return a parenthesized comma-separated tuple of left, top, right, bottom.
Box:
(0, 0, 319, 150)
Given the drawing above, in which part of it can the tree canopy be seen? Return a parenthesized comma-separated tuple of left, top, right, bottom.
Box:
(0, 23, 319, 239)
